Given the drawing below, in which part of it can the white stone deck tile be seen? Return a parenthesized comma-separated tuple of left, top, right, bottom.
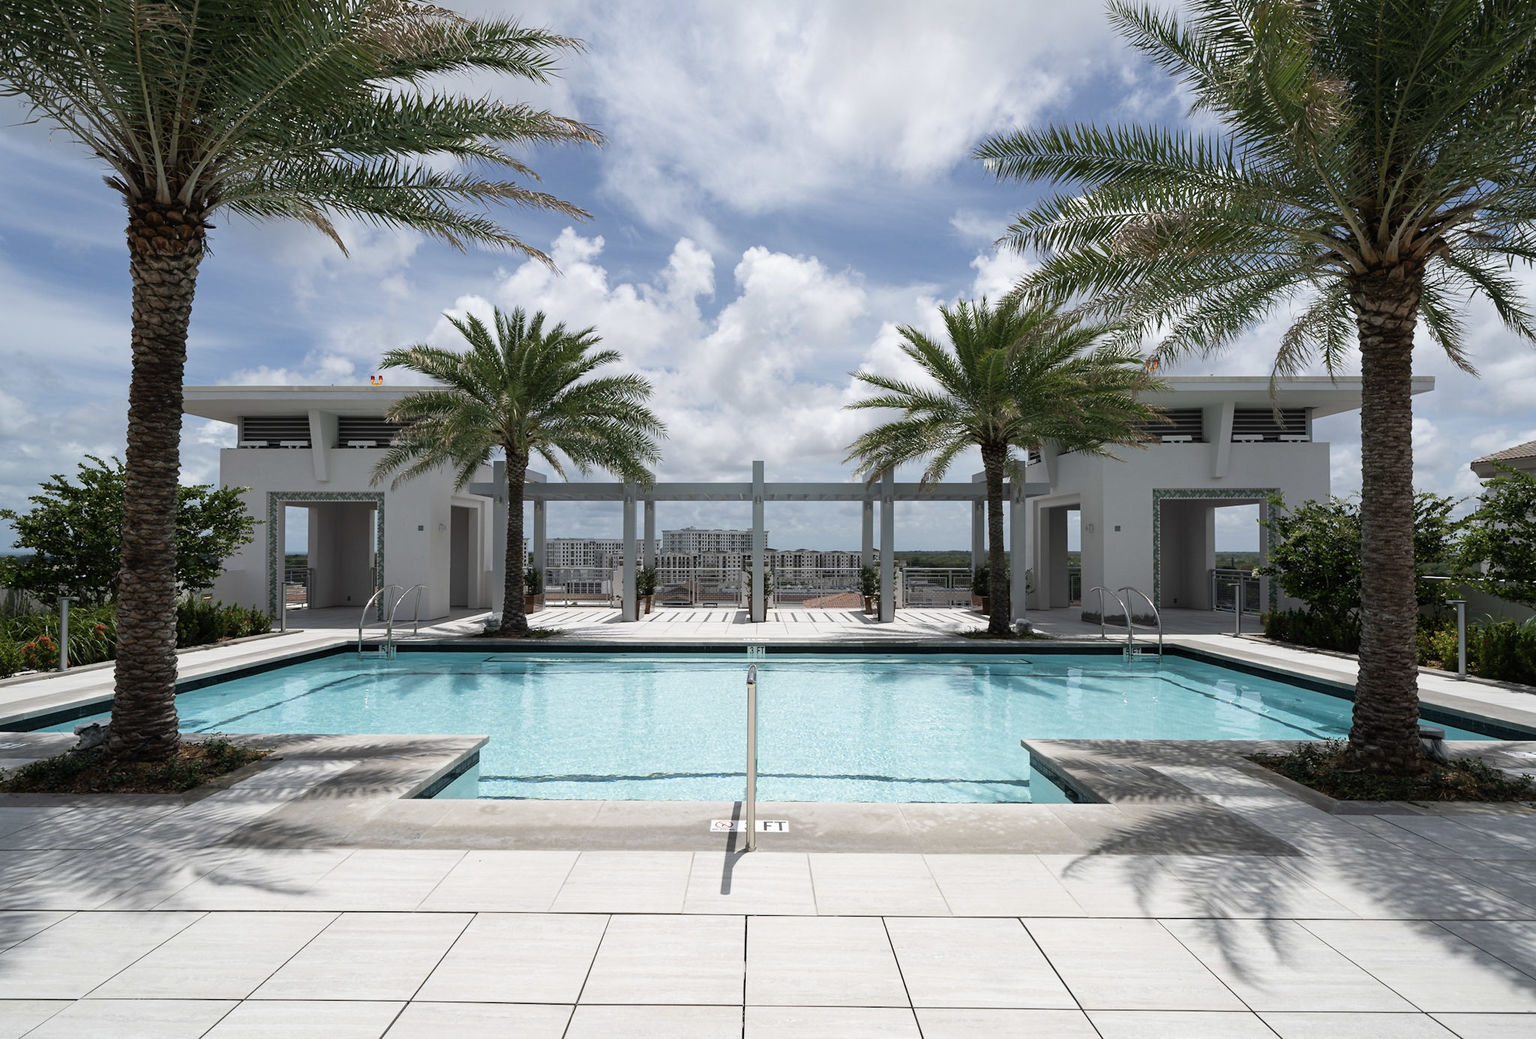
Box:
(1430, 1013, 1536, 1038)
(885, 917, 1075, 1009)
(1301, 919, 1536, 1013)
(252, 912, 471, 1001)
(0, 1000, 69, 1039)
(0, 910, 202, 999)
(915, 1008, 1100, 1039)
(922, 854, 1085, 917)
(293, 848, 466, 911)
(201, 999, 404, 1039)
(1160, 918, 1416, 1012)
(581, 914, 744, 1005)
(745, 916, 908, 1008)
(0, 910, 69, 952)
(17, 998, 236, 1039)
(743, 1006, 920, 1038)
(0, 800, 182, 850)
(1384, 816, 1536, 859)
(1288, 851, 1528, 920)
(151, 848, 355, 910)
(1024, 918, 1245, 1011)
(550, 850, 693, 913)
(807, 852, 949, 916)
(1261, 1011, 1459, 1038)
(1437, 921, 1536, 983)
(1087, 1010, 1280, 1037)
(89, 911, 337, 999)
(415, 849, 578, 912)
(1035, 853, 1353, 919)
(0, 806, 74, 842)
(0, 849, 206, 911)
(683, 852, 816, 915)
(1438, 857, 1536, 914)
(95, 847, 246, 910)
(383, 1001, 571, 1038)
(566, 1004, 744, 1039)
(414, 913, 608, 1004)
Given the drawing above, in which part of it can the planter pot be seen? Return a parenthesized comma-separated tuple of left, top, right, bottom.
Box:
(523, 594, 544, 615)
(863, 595, 876, 614)
(640, 594, 654, 615)
(971, 594, 990, 613)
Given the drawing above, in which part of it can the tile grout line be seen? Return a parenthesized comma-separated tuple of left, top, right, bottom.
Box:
(1292, 918, 1434, 1015)
(879, 916, 919, 1033)
(73, 909, 211, 1001)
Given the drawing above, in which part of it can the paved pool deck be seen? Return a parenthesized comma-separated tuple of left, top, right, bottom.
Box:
(1, 607, 1535, 1037)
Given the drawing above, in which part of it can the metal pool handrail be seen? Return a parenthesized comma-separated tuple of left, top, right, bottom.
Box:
(1086, 586, 1130, 641)
(390, 584, 427, 640)
(358, 584, 402, 657)
(745, 662, 758, 852)
(1117, 585, 1164, 657)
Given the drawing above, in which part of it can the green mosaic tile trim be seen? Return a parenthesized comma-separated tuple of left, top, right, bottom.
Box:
(265, 491, 386, 618)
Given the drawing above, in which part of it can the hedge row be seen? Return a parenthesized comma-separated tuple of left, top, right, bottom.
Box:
(0, 599, 271, 679)
(1263, 608, 1536, 687)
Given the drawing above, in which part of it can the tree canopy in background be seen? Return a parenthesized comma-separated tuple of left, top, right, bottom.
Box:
(1463, 464, 1536, 608)
(0, 457, 255, 607)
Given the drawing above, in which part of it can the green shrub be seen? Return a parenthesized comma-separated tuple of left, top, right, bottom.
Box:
(0, 640, 23, 678)
(1262, 608, 1361, 653)
(1467, 619, 1536, 686)
(176, 599, 272, 647)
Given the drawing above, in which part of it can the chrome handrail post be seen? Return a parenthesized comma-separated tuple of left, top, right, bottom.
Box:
(745, 662, 758, 852)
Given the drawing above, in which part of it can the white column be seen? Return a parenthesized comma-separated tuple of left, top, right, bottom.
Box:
(532, 501, 546, 589)
(971, 471, 986, 572)
(1010, 468, 1028, 625)
(490, 460, 507, 618)
(622, 489, 637, 621)
(879, 471, 895, 622)
(643, 500, 656, 567)
(751, 460, 765, 622)
(861, 500, 874, 567)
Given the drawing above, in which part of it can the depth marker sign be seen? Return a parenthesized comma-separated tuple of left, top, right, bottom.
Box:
(710, 819, 788, 833)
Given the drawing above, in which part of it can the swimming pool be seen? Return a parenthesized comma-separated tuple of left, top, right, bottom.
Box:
(47, 650, 1492, 802)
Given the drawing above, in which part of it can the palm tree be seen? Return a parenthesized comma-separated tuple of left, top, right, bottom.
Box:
(0, 1, 601, 761)
(845, 297, 1161, 635)
(373, 307, 665, 635)
(975, 0, 1536, 774)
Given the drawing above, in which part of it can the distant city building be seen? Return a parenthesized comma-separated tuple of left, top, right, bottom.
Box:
(545, 537, 657, 569)
(662, 527, 761, 556)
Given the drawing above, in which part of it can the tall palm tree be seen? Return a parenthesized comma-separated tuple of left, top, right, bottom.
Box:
(0, 1, 601, 761)
(373, 307, 665, 635)
(975, 0, 1536, 774)
(845, 297, 1161, 635)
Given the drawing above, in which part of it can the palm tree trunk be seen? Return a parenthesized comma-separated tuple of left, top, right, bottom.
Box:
(1346, 264, 1425, 776)
(499, 450, 530, 635)
(982, 443, 1010, 636)
(106, 200, 207, 762)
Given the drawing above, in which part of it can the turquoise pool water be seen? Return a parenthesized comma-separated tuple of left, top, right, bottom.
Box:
(50, 651, 1490, 802)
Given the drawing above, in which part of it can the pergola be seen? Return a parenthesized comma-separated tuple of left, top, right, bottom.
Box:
(471, 461, 1050, 623)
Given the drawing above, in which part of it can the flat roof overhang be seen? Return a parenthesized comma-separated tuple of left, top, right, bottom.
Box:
(1142, 375, 1434, 418)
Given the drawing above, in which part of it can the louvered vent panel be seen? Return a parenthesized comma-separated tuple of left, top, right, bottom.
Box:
(1141, 408, 1203, 442)
(1232, 408, 1308, 441)
(239, 416, 311, 447)
(337, 416, 405, 447)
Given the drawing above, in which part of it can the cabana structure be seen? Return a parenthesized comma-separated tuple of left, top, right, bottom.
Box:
(184, 374, 1428, 623)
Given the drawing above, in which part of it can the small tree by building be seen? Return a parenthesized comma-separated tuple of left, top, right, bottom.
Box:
(1463, 464, 1536, 609)
(0, 456, 255, 607)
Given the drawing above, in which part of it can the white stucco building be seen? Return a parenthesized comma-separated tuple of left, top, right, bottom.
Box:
(1021, 376, 1432, 613)
(185, 386, 496, 621)
(185, 374, 1426, 623)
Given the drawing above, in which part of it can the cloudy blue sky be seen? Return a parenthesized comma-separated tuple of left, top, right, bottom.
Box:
(2, 0, 1533, 552)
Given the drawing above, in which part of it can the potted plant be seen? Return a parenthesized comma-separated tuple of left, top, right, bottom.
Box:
(523, 555, 544, 614)
(742, 567, 774, 617)
(859, 564, 879, 613)
(970, 565, 990, 614)
(637, 564, 658, 615)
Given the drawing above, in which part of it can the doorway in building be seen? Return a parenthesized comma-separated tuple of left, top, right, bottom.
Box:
(1034, 502, 1081, 609)
(449, 505, 473, 608)
(1155, 491, 1274, 610)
